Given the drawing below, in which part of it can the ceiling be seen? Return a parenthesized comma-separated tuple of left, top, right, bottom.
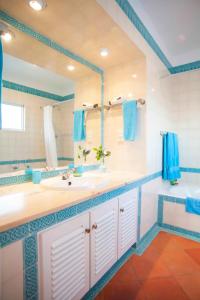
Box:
(0, 0, 144, 75)
(129, 0, 200, 66)
(3, 54, 75, 95)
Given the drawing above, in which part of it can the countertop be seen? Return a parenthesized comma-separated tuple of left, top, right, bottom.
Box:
(0, 171, 144, 232)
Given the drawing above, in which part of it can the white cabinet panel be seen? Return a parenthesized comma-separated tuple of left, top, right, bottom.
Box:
(39, 213, 90, 300)
(118, 189, 138, 258)
(90, 199, 118, 287)
(0, 241, 23, 300)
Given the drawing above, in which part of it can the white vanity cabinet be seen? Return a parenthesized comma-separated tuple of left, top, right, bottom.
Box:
(118, 190, 138, 258)
(39, 213, 90, 300)
(90, 198, 118, 286)
(39, 189, 138, 300)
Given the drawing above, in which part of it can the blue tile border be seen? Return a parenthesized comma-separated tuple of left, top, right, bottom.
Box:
(135, 223, 160, 255)
(0, 170, 161, 248)
(116, 0, 200, 74)
(1, 170, 158, 300)
(181, 167, 200, 173)
(3, 80, 74, 102)
(115, 0, 172, 70)
(0, 11, 103, 75)
(169, 60, 200, 74)
(0, 157, 74, 166)
(161, 223, 200, 240)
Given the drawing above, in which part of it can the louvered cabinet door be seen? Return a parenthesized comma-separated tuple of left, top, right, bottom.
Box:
(39, 213, 90, 300)
(118, 189, 138, 258)
(90, 198, 118, 287)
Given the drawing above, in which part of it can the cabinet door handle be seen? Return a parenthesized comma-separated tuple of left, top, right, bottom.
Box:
(120, 208, 124, 213)
(85, 228, 90, 234)
(92, 223, 98, 230)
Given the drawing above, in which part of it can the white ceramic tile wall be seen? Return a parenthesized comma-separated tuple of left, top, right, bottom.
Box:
(140, 177, 164, 238)
(0, 240, 23, 300)
(163, 201, 200, 233)
(170, 70, 200, 169)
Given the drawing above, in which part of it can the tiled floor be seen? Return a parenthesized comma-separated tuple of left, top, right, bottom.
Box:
(95, 232, 200, 300)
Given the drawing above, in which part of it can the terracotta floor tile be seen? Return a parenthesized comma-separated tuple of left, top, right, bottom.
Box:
(159, 248, 200, 275)
(185, 248, 200, 266)
(174, 272, 200, 300)
(139, 278, 189, 300)
(96, 280, 147, 300)
(131, 255, 171, 280)
(171, 235, 200, 250)
(95, 233, 200, 300)
(150, 232, 183, 253)
(111, 259, 137, 283)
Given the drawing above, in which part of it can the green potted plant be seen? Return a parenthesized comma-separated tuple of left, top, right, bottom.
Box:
(77, 145, 91, 163)
(93, 145, 111, 171)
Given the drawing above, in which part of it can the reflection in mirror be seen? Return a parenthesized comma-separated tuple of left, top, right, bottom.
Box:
(0, 25, 101, 176)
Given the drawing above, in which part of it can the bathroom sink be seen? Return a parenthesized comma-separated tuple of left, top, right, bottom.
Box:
(41, 172, 110, 191)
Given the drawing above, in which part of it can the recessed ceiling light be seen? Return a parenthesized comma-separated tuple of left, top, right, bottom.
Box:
(132, 74, 137, 79)
(67, 65, 75, 71)
(100, 48, 109, 57)
(151, 88, 155, 92)
(127, 93, 133, 98)
(0, 22, 14, 42)
(28, 0, 47, 11)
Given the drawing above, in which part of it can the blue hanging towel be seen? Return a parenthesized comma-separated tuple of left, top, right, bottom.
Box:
(186, 198, 200, 215)
(162, 132, 181, 180)
(122, 100, 137, 141)
(0, 38, 3, 129)
(73, 110, 86, 142)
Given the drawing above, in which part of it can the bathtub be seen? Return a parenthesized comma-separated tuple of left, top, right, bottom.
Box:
(159, 183, 200, 238)
(160, 183, 200, 199)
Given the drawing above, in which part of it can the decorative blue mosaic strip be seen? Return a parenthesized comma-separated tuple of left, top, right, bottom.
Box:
(116, 1, 200, 74)
(0, 223, 30, 248)
(161, 223, 200, 240)
(23, 235, 38, 270)
(24, 263, 38, 300)
(169, 60, 200, 74)
(0, 157, 74, 166)
(0, 170, 161, 248)
(0, 11, 103, 75)
(181, 167, 200, 173)
(3, 80, 75, 102)
(115, 0, 172, 70)
(135, 223, 160, 255)
(62, 93, 75, 101)
(0, 174, 31, 186)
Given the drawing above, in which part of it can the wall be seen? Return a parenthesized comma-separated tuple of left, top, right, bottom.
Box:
(0, 87, 74, 173)
(74, 73, 102, 165)
(104, 58, 147, 173)
(171, 70, 200, 168)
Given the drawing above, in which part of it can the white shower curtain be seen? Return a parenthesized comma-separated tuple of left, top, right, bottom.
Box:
(43, 106, 58, 168)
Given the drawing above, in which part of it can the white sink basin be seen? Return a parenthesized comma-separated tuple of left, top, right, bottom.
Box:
(41, 172, 110, 191)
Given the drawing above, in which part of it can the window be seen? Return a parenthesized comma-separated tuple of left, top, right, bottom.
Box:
(2, 103, 25, 131)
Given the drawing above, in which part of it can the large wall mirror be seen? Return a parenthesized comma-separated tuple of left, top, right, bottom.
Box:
(0, 11, 103, 176)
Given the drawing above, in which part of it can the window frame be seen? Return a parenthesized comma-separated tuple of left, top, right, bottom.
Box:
(1, 102, 26, 132)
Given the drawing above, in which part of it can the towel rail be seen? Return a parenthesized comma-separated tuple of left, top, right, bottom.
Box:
(104, 98, 145, 110)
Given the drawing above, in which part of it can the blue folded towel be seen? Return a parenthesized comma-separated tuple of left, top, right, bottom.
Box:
(73, 110, 86, 142)
(162, 132, 181, 181)
(122, 100, 137, 141)
(186, 197, 200, 215)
